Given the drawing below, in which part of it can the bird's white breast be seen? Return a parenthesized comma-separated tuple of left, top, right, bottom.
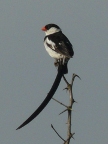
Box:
(44, 37, 64, 59)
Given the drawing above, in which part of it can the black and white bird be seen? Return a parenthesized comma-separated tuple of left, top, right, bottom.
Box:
(16, 24, 74, 130)
(42, 24, 74, 74)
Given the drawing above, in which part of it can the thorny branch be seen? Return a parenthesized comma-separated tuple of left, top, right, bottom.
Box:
(51, 73, 80, 144)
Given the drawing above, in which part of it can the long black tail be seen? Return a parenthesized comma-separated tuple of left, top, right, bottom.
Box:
(16, 65, 64, 130)
(62, 62, 68, 74)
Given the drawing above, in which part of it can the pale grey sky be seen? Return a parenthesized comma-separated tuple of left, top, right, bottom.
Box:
(0, 0, 108, 144)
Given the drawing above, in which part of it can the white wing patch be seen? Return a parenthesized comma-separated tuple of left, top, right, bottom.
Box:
(59, 42, 62, 45)
(46, 37, 55, 50)
(44, 37, 64, 59)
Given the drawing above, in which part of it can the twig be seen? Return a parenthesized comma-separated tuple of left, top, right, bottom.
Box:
(63, 73, 80, 144)
(59, 109, 68, 115)
(51, 124, 66, 142)
(52, 98, 68, 108)
(52, 73, 80, 144)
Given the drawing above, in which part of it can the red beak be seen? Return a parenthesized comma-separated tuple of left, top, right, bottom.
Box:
(41, 26, 46, 31)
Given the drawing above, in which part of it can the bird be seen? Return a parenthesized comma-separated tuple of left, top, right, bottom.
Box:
(16, 24, 74, 130)
(42, 24, 74, 74)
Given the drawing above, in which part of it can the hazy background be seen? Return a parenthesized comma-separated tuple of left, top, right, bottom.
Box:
(0, 1, 108, 144)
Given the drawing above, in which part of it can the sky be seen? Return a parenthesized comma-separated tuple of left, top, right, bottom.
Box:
(0, 0, 108, 144)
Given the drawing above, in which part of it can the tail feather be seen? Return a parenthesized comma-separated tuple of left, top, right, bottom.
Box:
(16, 65, 64, 130)
(62, 63, 68, 74)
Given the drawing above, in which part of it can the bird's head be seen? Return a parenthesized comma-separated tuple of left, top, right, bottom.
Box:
(41, 24, 61, 35)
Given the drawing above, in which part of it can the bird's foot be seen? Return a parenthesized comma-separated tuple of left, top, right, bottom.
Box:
(54, 61, 59, 67)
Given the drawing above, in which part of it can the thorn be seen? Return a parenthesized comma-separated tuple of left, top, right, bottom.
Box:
(59, 109, 68, 115)
(63, 84, 71, 92)
(71, 132, 75, 140)
(73, 73, 81, 80)
(63, 87, 68, 91)
(73, 99, 77, 104)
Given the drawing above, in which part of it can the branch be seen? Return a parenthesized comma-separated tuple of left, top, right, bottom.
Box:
(51, 124, 66, 143)
(63, 73, 80, 144)
(52, 98, 68, 108)
(51, 73, 80, 144)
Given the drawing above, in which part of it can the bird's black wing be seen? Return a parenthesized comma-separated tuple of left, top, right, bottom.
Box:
(16, 65, 64, 130)
(47, 32, 74, 58)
